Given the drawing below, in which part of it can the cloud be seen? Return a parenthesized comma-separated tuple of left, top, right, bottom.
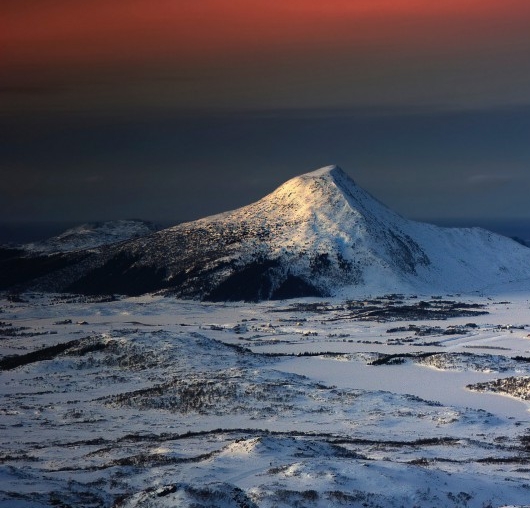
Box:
(467, 174, 514, 189)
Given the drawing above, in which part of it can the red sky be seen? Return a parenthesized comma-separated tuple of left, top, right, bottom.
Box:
(2, 0, 530, 112)
(3, 0, 530, 66)
(2, 1, 530, 226)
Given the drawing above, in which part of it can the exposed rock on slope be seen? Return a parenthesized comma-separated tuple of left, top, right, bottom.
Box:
(3, 166, 530, 300)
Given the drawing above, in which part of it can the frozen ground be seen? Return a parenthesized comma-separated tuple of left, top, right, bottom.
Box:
(1, 291, 530, 507)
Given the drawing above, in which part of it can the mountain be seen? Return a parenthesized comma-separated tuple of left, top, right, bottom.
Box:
(20, 220, 159, 253)
(2, 166, 530, 299)
(0, 220, 158, 292)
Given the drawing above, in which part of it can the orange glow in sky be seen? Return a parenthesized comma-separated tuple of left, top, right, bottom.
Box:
(2, 0, 530, 69)
(2, 1, 530, 226)
(2, 0, 530, 115)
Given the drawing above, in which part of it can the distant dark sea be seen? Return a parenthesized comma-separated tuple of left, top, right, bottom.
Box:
(0, 221, 80, 244)
(0, 218, 529, 245)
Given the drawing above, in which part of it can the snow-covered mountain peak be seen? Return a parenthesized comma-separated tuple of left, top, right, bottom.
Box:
(295, 163, 342, 178)
(5, 165, 530, 300)
(266, 164, 351, 203)
(255, 164, 398, 227)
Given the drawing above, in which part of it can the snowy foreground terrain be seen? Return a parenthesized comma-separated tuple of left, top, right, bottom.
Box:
(1, 291, 530, 507)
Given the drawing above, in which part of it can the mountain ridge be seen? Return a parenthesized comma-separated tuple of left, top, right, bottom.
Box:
(20, 219, 159, 253)
(2, 166, 530, 300)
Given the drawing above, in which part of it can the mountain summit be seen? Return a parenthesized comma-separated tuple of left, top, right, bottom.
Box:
(3, 166, 530, 299)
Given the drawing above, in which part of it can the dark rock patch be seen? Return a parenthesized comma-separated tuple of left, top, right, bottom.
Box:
(271, 274, 324, 300)
(66, 252, 169, 296)
(205, 260, 279, 302)
(0, 250, 89, 290)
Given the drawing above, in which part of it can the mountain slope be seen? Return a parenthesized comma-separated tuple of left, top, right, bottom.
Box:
(5, 166, 530, 299)
(21, 220, 159, 253)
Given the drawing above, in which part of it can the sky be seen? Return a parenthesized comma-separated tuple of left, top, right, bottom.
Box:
(1, 0, 530, 235)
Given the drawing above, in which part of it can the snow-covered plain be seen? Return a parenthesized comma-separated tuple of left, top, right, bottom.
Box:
(1, 291, 530, 507)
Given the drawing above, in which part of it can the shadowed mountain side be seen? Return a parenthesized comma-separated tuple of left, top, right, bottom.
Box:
(2, 166, 530, 300)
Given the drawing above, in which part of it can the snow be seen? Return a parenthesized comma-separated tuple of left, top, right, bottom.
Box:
(19, 219, 158, 253)
(104, 165, 530, 298)
(2, 166, 530, 505)
(5, 166, 530, 301)
(1, 291, 530, 507)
